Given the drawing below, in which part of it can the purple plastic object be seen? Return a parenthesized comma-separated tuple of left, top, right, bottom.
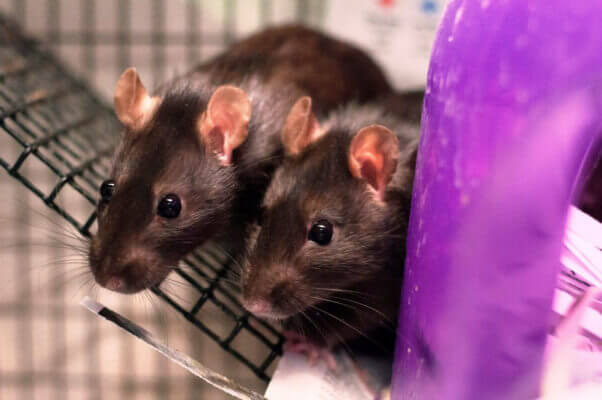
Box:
(392, 1, 602, 399)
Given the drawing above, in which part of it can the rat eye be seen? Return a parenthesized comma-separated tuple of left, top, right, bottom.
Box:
(100, 180, 115, 202)
(157, 194, 181, 219)
(308, 219, 333, 245)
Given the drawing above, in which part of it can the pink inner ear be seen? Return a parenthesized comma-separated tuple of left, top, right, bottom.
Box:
(212, 110, 234, 135)
(357, 154, 383, 193)
(206, 126, 225, 157)
(282, 96, 324, 156)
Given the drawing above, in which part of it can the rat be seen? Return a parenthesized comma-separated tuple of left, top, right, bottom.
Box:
(240, 94, 420, 359)
(88, 24, 393, 294)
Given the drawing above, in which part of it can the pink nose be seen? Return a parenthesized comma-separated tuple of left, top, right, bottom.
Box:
(244, 299, 272, 316)
(104, 277, 124, 291)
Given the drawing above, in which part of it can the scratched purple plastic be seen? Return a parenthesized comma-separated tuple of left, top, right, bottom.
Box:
(392, 1, 602, 399)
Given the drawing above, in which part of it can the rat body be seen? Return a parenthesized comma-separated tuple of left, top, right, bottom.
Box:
(241, 97, 420, 350)
(89, 25, 392, 293)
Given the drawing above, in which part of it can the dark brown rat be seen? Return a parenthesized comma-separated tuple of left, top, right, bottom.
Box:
(88, 25, 393, 294)
(241, 96, 420, 350)
(195, 25, 393, 111)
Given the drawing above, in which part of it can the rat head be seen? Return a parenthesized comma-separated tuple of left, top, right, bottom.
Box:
(242, 97, 413, 319)
(89, 68, 251, 293)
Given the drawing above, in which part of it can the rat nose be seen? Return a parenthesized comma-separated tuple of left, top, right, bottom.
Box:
(104, 277, 124, 291)
(243, 299, 272, 316)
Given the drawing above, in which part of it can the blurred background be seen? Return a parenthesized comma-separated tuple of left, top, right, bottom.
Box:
(0, 1, 445, 399)
(0, 1, 600, 399)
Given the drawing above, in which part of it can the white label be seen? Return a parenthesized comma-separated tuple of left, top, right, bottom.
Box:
(265, 352, 377, 400)
(323, 0, 447, 90)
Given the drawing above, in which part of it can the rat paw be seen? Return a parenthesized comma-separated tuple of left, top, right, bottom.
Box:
(283, 330, 337, 370)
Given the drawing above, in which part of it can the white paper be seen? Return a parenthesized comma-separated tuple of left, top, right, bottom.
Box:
(554, 207, 602, 341)
(322, 0, 447, 90)
(265, 352, 376, 400)
(541, 207, 602, 397)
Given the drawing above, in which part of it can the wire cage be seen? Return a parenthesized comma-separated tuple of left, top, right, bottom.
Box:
(0, 1, 324, 399)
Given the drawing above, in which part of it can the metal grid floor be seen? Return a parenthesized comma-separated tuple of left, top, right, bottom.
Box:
(0, 1, 318, 397)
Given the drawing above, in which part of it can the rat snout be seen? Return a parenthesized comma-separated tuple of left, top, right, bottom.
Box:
(242, 277, 305, 320)
(96, 259, 166, 294)
(242, 299, 272, 316)
(90, 241, 170, 294)
(104, 277, 125, 291)
(94, 260, 140, 294)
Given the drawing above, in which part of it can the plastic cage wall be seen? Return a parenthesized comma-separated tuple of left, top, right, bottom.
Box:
(0, 1, 324, 399)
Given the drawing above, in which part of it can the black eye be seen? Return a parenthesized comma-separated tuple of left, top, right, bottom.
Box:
(100, 180, 115, 202)
(308, 219, 333, 245)
(157, 194, 181, 219)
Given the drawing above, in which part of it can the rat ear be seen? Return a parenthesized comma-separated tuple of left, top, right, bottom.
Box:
(114, 68, 159, 130)
(348, 125, 399, 201)
(198, 85, 252, 166)
(282, 96, 325, 156)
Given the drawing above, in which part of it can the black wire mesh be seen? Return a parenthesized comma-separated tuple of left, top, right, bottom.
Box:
(0, 8, 284, 389)
(4, 0, 320, 99)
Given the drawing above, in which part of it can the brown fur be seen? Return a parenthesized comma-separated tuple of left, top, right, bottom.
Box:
(242, 103, 420, 349)
(194, 25, 393, 113)
(89, 25, 393, 293)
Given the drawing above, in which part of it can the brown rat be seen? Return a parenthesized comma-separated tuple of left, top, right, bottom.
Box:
(88, 25, 393, 294)
(241, 96, 420, 351)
